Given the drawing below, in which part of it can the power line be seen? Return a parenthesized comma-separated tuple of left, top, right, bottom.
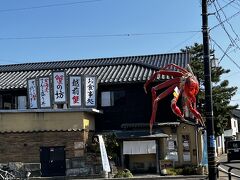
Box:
(0, 30, 201, 41)
(223, 0, 240, 10)
(0, 0, 102, 13)
(218, 44, 240, 64)
(213, 1, 236, 49)
(215, 0, 236, 13)
(210, 8, 240, 31)
(232, 0, 240, 8)
(213, 1, 239, 47)
(210, 37, 240, 70)
(218, 43, 232, 63)
(167, 32, 201, 52)
(215, 0, 240, 45)
(210, 0, 240, 70)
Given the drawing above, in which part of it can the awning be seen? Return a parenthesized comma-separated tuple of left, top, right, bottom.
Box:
(123, 140, 156, 155)
(114, 130, 168, 140)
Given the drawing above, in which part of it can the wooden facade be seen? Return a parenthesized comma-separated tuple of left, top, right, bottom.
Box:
(96, 83, 178, 130)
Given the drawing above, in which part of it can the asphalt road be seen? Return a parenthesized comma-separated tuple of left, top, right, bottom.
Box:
(217, 153, 240, 179)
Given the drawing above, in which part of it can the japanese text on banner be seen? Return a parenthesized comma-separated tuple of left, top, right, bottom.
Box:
(69, 76, 81, 106)
(85, 77, 96, 107)
(28, 79, 38, 108)
(53, 72, 66, 103)
(39, 77, 51, 108)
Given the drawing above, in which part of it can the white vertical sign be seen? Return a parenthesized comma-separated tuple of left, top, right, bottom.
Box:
(53, 71, 66, 103)
(27, 79, 38, 109)
(98, 135, 111, 173)
(84, 76, 96, 107)
(69, 76, 82, 107)
(39, 77, 51, 108)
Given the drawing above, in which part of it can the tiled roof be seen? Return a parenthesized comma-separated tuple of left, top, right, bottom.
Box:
(232, 109, 240, 119)
(0, 52, 190, 90)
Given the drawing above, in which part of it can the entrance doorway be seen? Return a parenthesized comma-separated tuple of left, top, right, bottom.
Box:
(40, 146, 66, 177)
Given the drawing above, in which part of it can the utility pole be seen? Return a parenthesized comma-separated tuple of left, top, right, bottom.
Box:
(202, 0, 217, 180)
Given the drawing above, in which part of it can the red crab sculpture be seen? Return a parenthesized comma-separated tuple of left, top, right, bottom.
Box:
(144, 63, 205, 133)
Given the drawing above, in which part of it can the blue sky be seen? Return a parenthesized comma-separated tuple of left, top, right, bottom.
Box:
(0, 0, 240, 106)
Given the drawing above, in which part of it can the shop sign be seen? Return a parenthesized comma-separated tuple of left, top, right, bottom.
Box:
(27, 78, 38, 109)
(27, 74, 97, 109)
(84, 76, 97, 107)
(69, 76, 82, 107)
(53, 71, 66, 103)
(38, 77, 51, 108)
(159, 160, 173, 169)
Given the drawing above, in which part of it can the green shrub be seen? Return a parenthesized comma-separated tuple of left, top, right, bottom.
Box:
(166, 168, 183, 175)
(165, 166, 198, 175)
(182, 166, 197, 175)
(166, 168, 177, 175)
(175, 168, 183, 175)
(114, 169, 133, 178)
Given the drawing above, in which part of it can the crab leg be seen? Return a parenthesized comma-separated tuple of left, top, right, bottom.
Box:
(171, 87, 184, 120)
(150, 83, 178, 133)
(151, 77, 181, 103)
(185, 99, 205, 127)
(144, 70, 183, 93)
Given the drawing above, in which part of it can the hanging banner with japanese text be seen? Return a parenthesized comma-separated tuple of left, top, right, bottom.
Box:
(53, 71, 67, 103)
(38, 77, 51, 108)
(69, 76, 82, 107)
(27, 78, 38, 109)
(84, 76, 97, 107)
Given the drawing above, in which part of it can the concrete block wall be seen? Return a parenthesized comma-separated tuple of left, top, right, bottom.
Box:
(66, 155, 103, 177)
(0, 130, 92, 163)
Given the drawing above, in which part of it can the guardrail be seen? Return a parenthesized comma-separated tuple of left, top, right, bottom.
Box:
(217, 161, 240, 180)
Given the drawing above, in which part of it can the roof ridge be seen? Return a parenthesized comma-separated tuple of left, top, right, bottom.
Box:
(0, 52, 188, 73)
(0, 52, 186, 68)
(0, 52, 190, 89)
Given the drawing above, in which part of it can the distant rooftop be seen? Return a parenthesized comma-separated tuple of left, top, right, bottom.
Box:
(232, 109, 240, 119)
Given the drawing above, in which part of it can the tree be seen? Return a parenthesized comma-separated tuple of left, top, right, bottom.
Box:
(181, 43, 238, 136)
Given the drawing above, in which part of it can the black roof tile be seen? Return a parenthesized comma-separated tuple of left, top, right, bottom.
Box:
(0, 52, 190, 90)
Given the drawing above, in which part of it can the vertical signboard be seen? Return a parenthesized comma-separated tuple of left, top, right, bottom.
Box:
(69, 76, 82, 107)
(38, 77, 51, 108)
(98, 135, 111, 173)
(166, 135, 178, 161)
(201, 130, 208, 166)
(84, 76, 97, 108)
(27, 78, 38, 109)
(53, 71, 67, 104)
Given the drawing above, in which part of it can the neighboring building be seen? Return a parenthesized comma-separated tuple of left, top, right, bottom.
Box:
(224, 109, 239, 140)
(232, 109, 240, 135)
(222, 109, 240, 153)
(0, 52, 204, 176)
